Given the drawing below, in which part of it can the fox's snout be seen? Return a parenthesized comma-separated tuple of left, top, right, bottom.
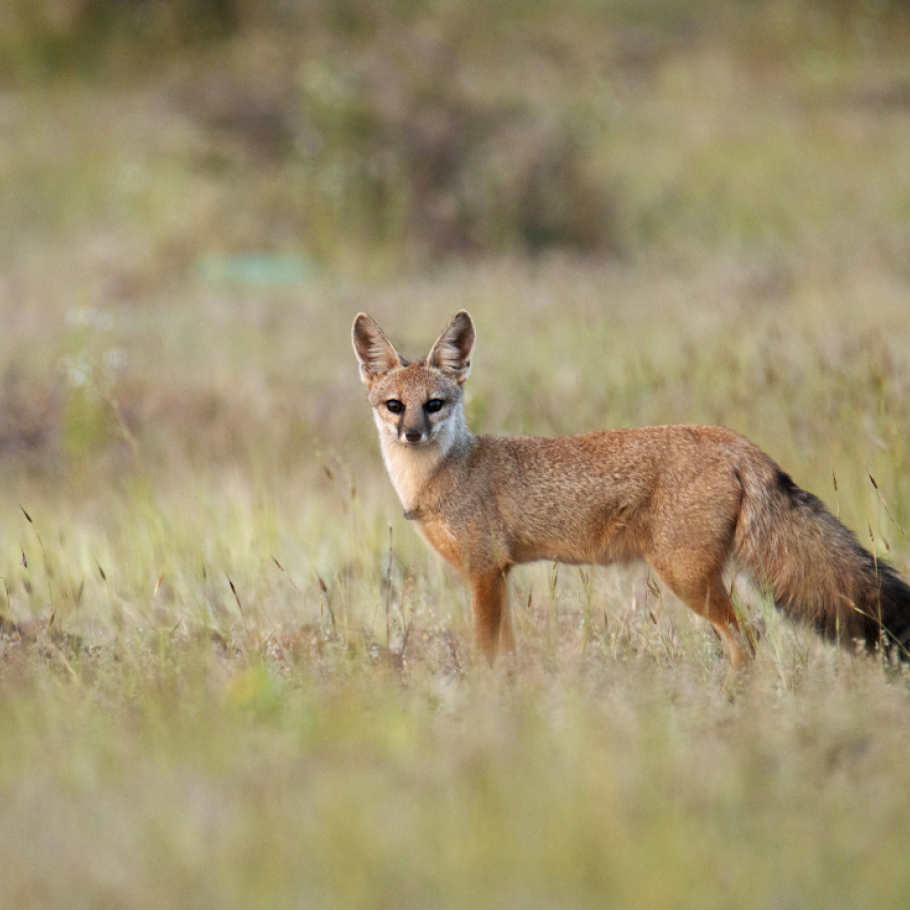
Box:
(374, 405, 432, 446)
(397, 412, 431, 445)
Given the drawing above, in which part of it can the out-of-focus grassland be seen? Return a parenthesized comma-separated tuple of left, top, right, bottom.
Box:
(3, 1, 910, 907)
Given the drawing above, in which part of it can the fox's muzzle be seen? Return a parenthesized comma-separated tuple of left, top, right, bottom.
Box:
(398, 410, 430, 444)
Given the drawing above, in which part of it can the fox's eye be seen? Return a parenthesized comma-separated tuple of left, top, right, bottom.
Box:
(386, 399, 404, 414)
(425, 399, 445, 413)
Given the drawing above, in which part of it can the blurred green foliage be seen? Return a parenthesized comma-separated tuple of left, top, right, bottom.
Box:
(0, 1, 655, 257)
(292, 49, 617, 256)
(2, 0, 909, 262)
(1, 0, 239, 67)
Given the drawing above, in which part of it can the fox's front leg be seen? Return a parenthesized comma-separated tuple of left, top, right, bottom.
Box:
(468, 567, 513, 664)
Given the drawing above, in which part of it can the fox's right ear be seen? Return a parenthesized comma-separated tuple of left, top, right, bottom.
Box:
(352, 313, 403, 386)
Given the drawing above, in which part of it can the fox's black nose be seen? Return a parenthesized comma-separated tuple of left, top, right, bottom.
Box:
(404, 429, 422, 443)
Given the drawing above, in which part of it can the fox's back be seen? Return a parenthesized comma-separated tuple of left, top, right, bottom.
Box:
(424, 424, 764, 567)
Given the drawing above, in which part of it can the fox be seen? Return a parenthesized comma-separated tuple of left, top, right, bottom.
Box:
(352, 309, 910, 669)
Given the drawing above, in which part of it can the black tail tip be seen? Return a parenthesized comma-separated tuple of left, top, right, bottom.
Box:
(866, 566, 910, 661)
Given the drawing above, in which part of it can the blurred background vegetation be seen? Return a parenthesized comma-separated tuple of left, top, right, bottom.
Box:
(3, 4, 910, 908)
(1, 0, 910, 478)
(3, 0, 909, 265)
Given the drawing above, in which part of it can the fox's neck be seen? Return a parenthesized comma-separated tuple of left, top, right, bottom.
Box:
(376, 404, 472, 511)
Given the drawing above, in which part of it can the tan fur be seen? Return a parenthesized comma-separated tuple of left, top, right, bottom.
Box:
(353, 311, 910, 668)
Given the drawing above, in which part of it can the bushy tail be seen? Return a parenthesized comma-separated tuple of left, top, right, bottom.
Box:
(734, 456, 910, 656)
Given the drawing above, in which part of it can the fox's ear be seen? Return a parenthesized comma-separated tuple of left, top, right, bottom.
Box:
(427, 310, 475, 384)
(352, 313, 403, 386)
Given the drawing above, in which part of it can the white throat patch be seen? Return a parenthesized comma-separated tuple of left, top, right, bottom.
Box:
(373, 406, 465, 510)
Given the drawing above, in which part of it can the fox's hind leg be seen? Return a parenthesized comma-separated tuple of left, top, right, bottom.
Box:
(650, 561, 754, 669)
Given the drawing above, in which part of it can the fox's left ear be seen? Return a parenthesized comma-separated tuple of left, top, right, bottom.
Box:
(427, 310, 475, 385)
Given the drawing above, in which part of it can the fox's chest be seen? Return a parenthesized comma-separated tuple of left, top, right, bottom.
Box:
(412, 515, 467, 573)
(379, 438, 445, 512)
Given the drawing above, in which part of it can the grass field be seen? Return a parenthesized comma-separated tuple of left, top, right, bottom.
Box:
(3, 2, 910, 907)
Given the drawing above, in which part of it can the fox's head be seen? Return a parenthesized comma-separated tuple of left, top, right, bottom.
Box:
(352, 310, 474, 450)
